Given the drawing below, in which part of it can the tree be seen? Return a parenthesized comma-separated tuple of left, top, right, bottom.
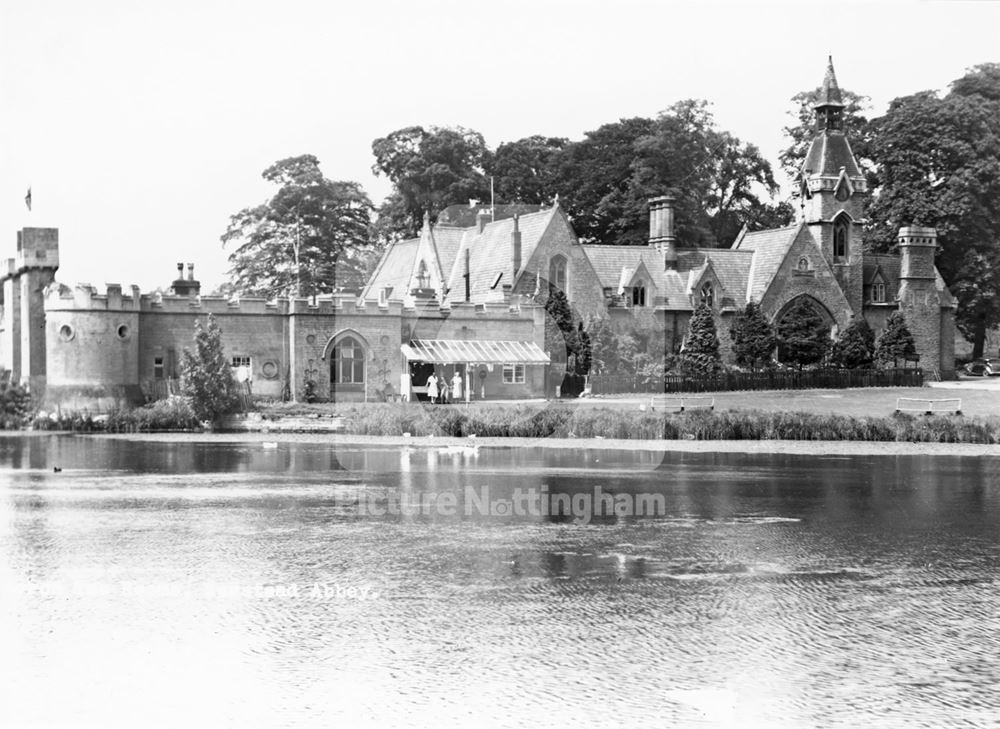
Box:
(830, 317, 876, 369)
(729, 301, 777, 371)
(371, 126, 491, 240)
(222, 155, 374, 299)
(874, 311, 916, 368)
(586, 316, 620, 375)
(488, 135, 568, 205)
(778, 86, 876, 184)
(542, 285, 580, 368)
(777, 299, 829, 369)
(181, 314, 239, 423)
(680, 304, 721, 376)
(554, 101, 790, 248)
(864, 70, 1000, 356)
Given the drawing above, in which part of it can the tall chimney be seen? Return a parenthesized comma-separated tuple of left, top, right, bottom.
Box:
(477, 210, 490, 234)
(187, 263, 195, 281)
(176, 262, 184, 277)
(648, 194, 678, 269)
(512, 214, 522, 278)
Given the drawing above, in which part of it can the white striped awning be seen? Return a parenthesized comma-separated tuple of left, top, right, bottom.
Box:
(401, 339, 550, 365)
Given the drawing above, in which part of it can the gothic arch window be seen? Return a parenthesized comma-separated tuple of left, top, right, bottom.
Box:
(549, 255, 567, 292)
(833, 215, 850, 262)
(416, 260, 430, 289)
(700, 282, 714, 308)
(798, 257, 810, 272)
(331, 335, 365, 390)
(631, 282, 646, 308)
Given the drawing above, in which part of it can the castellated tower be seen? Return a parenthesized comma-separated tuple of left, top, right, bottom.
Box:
(897, 226, 943, 375)
(800, 58, 867, 316)
(0, 228, 59, 389)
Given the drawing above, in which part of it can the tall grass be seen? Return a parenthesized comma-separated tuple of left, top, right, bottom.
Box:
(340, 403, 1000, 444)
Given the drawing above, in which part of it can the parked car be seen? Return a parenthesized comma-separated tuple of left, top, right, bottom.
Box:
(963, 358, 999, 376)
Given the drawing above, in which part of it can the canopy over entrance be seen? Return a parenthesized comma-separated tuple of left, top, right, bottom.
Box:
(401, 339, 550, 365)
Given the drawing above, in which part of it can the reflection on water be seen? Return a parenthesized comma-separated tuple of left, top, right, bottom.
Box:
(1, 434, 999, 728)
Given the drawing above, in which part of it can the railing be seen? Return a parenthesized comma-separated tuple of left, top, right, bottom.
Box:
(583, 368, 924, 395)
(896, 397, 962, 415)
(142, 378, 181, 402)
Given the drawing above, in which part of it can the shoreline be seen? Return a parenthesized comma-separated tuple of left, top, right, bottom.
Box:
(79, 431, 1000, 457)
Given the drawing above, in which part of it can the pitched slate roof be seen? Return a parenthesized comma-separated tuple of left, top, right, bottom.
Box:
(446, 206, 558, 302)
(802, 133, 863, 178)
(862, 253, 955, 307)
(362, 238, 419, 300)
(733, 223, 802, 302)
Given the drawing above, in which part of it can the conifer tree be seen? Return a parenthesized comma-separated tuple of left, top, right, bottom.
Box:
(831, 317, 876, 369)
(777, 299, 829, 369)
(681, 303, 721, 376)
(729, 301, 777, 371)
(181, 314, 240, 422)
(874, 311, 917, 368)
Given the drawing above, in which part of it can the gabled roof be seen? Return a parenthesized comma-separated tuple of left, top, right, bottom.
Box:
(446, 205, 559, 302)
(361, 238, 419, 300)
(733, 223, 802, 302)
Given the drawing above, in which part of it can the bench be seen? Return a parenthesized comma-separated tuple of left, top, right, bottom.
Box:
(645, 396, 715, 413)
(895, 397, 962, 416)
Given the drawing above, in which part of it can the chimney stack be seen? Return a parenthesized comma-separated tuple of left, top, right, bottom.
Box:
(176, 262, 184, 277)
(648, 194, 678, 269)
(477, 210, 491, 234)
(512, 214, 522, 278)
(187, 263, 195, 281)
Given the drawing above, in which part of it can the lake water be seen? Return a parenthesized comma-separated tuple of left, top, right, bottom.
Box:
(1, 435, 999, 728)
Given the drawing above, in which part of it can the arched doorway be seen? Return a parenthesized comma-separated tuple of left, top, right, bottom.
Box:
(774, 295, 836, 367)
(327, 332, 367, 400)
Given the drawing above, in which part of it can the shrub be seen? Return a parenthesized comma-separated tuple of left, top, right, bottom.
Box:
(181, 314, 239, 422)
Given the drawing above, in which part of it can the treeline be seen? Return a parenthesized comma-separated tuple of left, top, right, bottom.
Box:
(221, 63, 1000, 354)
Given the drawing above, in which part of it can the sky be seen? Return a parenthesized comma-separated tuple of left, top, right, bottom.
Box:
(1, 0, 998, 293)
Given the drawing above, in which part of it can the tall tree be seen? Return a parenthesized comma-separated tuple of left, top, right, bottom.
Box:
(729, 301, 778, 371)
(777, 299, 829, 369)
(488, 135, 568, 205)
(586, 316, 620, 375)
(222, 155, 374, 298)
(680, 304, 721, 376)
(874, 311, 917, 368)
(865, 65, 1000, 356)
(371, 126, 491, 240)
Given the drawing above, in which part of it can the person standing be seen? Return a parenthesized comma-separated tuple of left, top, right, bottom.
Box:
(426, 372, 439, 404)
(451, 371, 463, 403)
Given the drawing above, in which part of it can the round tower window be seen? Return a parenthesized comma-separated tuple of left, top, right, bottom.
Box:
(59, 324, 75, 342)
(306, 334, 317, 345)
(117, 324, 130, 340)
(261, 360, 279, 379)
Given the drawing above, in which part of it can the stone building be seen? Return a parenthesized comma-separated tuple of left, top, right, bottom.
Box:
(367, 58, 956, 377)
(0, 59, 957, 411)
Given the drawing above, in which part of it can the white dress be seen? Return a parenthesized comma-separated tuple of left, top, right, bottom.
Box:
(426, 375, 439, 400)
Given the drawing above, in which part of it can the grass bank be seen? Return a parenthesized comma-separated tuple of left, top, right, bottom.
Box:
(338, 403, 1000, 444)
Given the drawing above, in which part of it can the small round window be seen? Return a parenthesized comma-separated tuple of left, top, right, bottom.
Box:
(261, 360, 279, 379)
(306, 334, 317, 345)
(117, 324, 130, 341)
(59, 324, 75, 342)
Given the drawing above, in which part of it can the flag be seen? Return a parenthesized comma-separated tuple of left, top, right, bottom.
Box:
(25, 187, 31, 211)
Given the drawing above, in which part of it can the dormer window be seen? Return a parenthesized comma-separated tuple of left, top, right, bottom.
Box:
(631, 284, 646, 308)
(700, 282, 714, 308)
(872, 279, 886, 303)
(833, 215, 849, 262)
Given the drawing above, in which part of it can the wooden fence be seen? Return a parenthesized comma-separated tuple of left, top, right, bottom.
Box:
(566, 368, 924, 396)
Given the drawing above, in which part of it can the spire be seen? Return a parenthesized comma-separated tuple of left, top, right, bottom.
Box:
(813, 56, 846, 133)
(813, 55, 845, 109)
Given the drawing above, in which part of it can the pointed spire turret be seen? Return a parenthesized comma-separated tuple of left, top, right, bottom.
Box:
(813, 56, 845, 109)
(813, 56, 846, 132)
